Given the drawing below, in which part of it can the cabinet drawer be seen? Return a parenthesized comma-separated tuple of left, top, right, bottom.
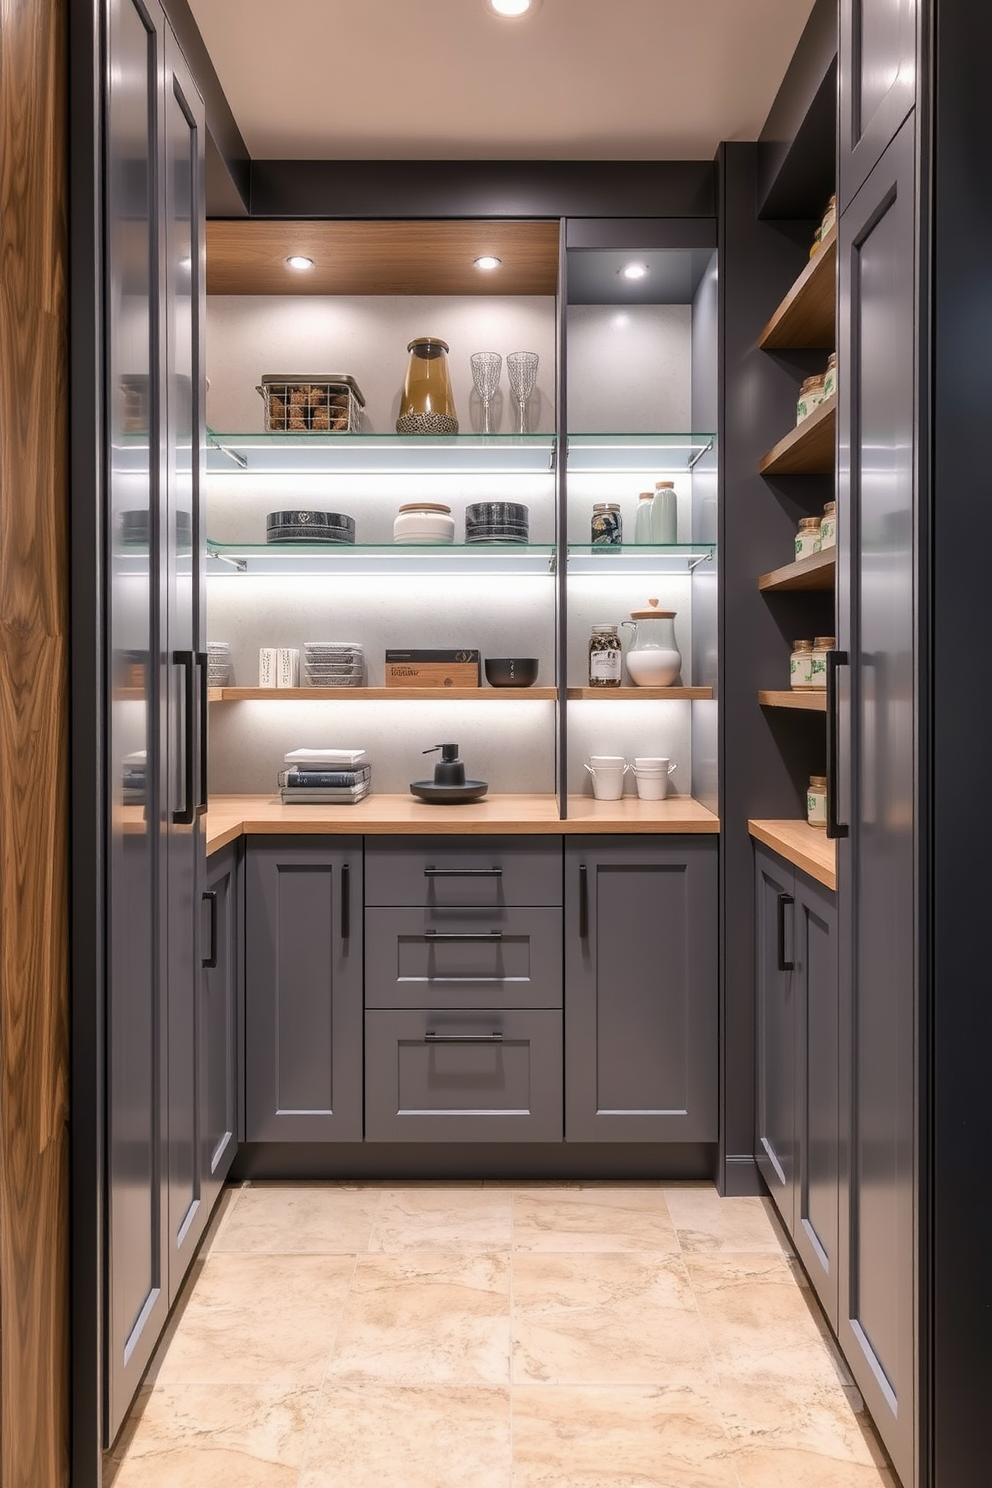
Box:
(365, 908, 562, 1009)
(365, 837, 563, 908)
(365, 1009, 563, 1142)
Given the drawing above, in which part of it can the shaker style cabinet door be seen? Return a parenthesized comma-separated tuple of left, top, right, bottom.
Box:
(200, 843, 240, 1212)
(245, 840, 363, 1142)
(754, 847, 798, 1231)
(839, 0, 918, 209)
(564, 838, 717, 1143)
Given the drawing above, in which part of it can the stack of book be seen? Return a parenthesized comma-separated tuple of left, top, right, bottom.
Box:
(278, 747, 371, 804)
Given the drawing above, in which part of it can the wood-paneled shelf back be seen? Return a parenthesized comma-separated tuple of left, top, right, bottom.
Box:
(206, 219, 561, 296)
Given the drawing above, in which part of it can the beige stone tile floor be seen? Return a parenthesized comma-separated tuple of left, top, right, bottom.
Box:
(105, 1181, 898, 1488)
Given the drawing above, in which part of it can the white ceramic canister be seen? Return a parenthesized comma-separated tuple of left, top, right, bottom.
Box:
(819, 500, 836, 548)
(633, 491, 655, 544)
(621, 598, 681, 686)
(632, 758, 677, 801)
(795, 516, 822, 561)
(810, 635, 835, 690)
(651, 482, 678, 545)
(393, 501, 455, 544)
(584, 759, 628, 801)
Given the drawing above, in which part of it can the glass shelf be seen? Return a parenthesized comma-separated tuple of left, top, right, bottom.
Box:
(566, 544, 715, 575)
(566, 433, 716, 473)
(206, 430, 557, 475)
(206, 540, 557, 576)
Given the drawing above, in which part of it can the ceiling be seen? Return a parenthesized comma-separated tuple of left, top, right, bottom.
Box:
(187, 0, 818, 162)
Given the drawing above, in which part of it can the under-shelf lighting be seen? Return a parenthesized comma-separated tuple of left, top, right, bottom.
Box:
(485, 0, 539, 16)
(474, 255, 503, 271)
(620, 262, 649, 281)
(286, 255, 314, 271)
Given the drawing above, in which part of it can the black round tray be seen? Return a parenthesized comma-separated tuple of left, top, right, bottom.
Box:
(409, 779, 489, 804)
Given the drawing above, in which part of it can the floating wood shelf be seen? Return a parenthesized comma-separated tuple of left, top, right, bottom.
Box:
(567, 686, 714, 701)
(759, 393, 836, 476)
(758, 225, 837, 350)
(758, 689, 827, 712)
(208, 686, 558, 702)
(758, 547, 835, 592)
(749, 819, 836, 891)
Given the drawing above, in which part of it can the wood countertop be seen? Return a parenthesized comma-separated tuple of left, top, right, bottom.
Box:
(205, 793, 720, 854)
(748, 819, 836, 890)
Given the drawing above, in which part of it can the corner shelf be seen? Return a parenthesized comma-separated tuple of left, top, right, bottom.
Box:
(208, 686, 557, 702)
(567, 686, 713, 701)
(757, 225, 837, 350)
(758, 548, 835, 592)
(758, 393, 836, 476)
(758, 689, 826, 712)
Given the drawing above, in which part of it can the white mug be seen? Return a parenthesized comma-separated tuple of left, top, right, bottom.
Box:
(584, 761, 628, 800)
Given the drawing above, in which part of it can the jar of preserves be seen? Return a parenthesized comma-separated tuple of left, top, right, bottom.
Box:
(820, 500, 836, 548)
(823, 352, 837, 401)
(795, 515, 822, 561)
(807, 775, 828, 829)
(810, 635, 835, 690)
(797, 374, 826, 423)
(591, 502, 622, 546)
(588, 624, 622, 687)
(790, 638, 814, 690)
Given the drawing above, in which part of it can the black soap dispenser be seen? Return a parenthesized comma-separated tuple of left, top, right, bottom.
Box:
(409, 742, 488, 804)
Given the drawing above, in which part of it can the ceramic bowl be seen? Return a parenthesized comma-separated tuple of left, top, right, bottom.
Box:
(484, 657, 539, 687)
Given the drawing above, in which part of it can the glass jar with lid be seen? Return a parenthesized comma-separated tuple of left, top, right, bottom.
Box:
(819, 500, 836, 548)
(790, 638, 814, 690)
(807, 775, 828, 829)
(810, 635, 835, 690)
(588, 624, 622, 687)
(797, 374, 826, 423)
(396, 336, 459, 435)
(795, 515, 822, 561)
(591, 502, 622, 546)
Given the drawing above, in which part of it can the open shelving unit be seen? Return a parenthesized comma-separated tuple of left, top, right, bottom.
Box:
(757, 225, 837, 350)
(758, 689, 827, 712)
(758, 547, 835, 592)
(758, 392, 836, 476)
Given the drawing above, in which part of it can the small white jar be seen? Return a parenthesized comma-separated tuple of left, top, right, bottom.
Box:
(795, 516, 822, 561)
(810, 635, 835, 690)
(807, 775, 828, 829)
(393, 501, 455, 544)
(819, 500, 836, 548)
(790, 639, 814, 689)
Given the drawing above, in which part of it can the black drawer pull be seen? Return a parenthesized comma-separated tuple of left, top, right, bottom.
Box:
(424, 866, 502, 878)
(201, 890, 217, 969)
(776, 892, 794, 972)
(579, 864, 589, 939)
(826, 648, 850, 840)
(424, 930, 503, 941)
(341, 862, 351, 940)
(424, 1030, 504, 1043)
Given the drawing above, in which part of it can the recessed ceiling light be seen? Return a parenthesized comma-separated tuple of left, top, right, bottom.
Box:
(474, 255, 503, 271)
(485, 0, 540, 17)
(286, 255, 314, 271)
(620, 262, 649, 281)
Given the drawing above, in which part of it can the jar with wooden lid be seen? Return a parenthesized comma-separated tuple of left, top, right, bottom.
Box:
(790, 638, 815, 690)
(807, 775, 828, 829)
(795, 515, 822, 561)
(810, 635, 835, 690)
(588, 624, 622, 687)
(591, 502, 622, 547)
(797, 374, 826, 423)
(823, 352, 837, 401)
(819, 500, 836, 549)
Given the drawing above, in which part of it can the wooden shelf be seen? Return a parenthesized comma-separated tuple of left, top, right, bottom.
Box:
(759, 689, 827, 712)
(758, 547, 835, 592)
(208, 686, 557, 702)
(566, 686, 713, 701)
(757, 225, 837, 350)
(759, 393, 836, 477)
(749, 818, 836, 891)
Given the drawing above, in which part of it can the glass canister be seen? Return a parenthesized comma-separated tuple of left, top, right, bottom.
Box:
(790, 638, 814, 689)
(820, 500, 836, 548)
(807, 775, 828, 829)
(588, 624, 622, 687)
(396, 336, 459, 435)
(591, 502, 622, 546)
(795, 515, 822, 561)
(621, 598, 682, 686)
(810, 635, 835, 690)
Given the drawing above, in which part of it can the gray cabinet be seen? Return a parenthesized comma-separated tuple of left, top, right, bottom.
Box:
(564, 838, 717, 1143)
(754, 845, 839, 1328)
(200, 844, 240, 1208)
(839, 0, 918, 208)
(365, 908, 563, 1011)
(245, 839, 363, 1142)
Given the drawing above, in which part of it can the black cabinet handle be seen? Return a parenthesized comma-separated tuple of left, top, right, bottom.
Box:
(425, 1030, 503, 1043)
(172, 650, 195, 824)
(202, 890, 218, 968)
(196, 651, 208, 816)
(424, 930, 503, 941)
(826, 649, 850, 840)
(424, 866, 502, 878)
(341, 863, 351, 940)
(776, 892, 794, 972)
(579, 864, 589, 940)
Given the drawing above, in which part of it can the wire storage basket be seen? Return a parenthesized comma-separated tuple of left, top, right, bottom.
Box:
(257, 374, 365, 433)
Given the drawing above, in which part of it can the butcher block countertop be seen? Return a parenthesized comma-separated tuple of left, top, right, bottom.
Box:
(748, 818, 836, 890)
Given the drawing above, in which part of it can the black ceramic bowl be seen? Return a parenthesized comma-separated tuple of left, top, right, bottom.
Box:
(465, 501, 529, 529)
(266, 510, 355, 544)
(484, 657, 539, 687)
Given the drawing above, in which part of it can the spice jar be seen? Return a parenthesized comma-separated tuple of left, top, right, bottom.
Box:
(790, 638, 814, 690)
(797, 374, 826, 423)
(807, 775, 828, 829)
(823, 352, 837, 401)
(819, 500, 836, 549)
(591, 502, 622, 547)
(588, 624, 622, 687)
(795, 515, 822, 561)
(810, 635, 835, 690)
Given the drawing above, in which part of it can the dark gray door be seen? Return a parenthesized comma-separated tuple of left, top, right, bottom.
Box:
(836, 116, 919, 1488)
(565, 838, 718, 1143)
(839, 0, 918, 208)
(754, 847, 797, 1230)
(245, 839, 363, 1142)
(201, 844, 239, 1210)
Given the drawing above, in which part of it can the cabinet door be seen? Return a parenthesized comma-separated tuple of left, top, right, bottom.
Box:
(839, 0, 918, 208)
(200, 844, 239, 1211)
(754, 847, 797, 1230)
(565, 838, 718, 1143)
(836, 117, 918, 1488)
(793, 871, 839, 1330)
(245, 840, 363, 1142)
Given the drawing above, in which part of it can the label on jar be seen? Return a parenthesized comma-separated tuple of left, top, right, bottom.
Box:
(810, 650, 828, 688)
(589, 647, 622, 683)
(819, 516, 835, 548)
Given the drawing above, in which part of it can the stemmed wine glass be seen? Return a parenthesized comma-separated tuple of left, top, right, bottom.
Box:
(506, 351, 539, 434)
(470, 351, 502, 434)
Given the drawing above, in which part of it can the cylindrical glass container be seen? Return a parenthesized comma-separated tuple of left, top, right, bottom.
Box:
(797, 374, 826, 423)
(790, 638, 815, 689)
(795, 515, 822, 561)
(633, 492, 655, 544)
(820, 500, 836, 548)
(651, 481, 678, 544)
(591, 502, 622, 546)
(588, 624, 622, 687)
(396, 336, 459, 434)
(823, 351, 838, 401)
(807, 775, 828, 829)
(810, 635, 835, 690)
